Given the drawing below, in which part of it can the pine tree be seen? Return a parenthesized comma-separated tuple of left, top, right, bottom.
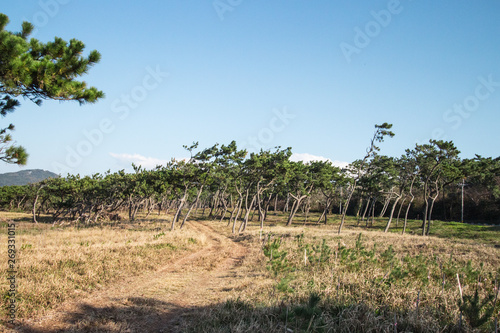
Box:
(0, 13, 104, 165)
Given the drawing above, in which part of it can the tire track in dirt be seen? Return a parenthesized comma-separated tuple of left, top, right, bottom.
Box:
(12, 221, 249, 333)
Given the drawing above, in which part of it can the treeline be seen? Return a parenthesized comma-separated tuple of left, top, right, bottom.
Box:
(1, 124, 499, 233)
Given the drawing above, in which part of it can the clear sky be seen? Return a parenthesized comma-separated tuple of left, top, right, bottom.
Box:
(1, 1, 499, 175)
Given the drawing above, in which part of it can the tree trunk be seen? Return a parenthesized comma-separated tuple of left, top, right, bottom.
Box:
(130, 200, 143, 222)
(207, 190, 219, 219)
(286, 195, 307, 226)
(338, 183, 355, 234)
(303, 197, 311, 225)
(171, 186, 188, 231)
(273, 193, 278, 214)
(396, 197, 406, 228)
(231, 196, 243, 232)
(317, 198, 331, 224)
(180, 185, 204, 229)
(421, 183, 429, 236)
(238, 192, 257, 233)
(263, 193, 272, 222)
(370, 198, 376, 227)
(32, 185, 46, 224)
(219, 197, 228, 223)
(284, 193, 290, 213)
(426, 183, 439, 236)
(361, 197, 370, 224)
(379, 194, 391, 217)
(384, 196, 401, 233)
(356, 197, 363, 218)
(356, 197, 363, 225)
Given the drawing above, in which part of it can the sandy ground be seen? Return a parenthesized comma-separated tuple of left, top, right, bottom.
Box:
(7, 221, 251, 333)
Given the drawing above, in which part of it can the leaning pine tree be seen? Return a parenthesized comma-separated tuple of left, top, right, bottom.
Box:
(0, 13, 104, 165)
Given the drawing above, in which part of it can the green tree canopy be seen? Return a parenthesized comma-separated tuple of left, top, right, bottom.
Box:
(0, 13, 104, 165)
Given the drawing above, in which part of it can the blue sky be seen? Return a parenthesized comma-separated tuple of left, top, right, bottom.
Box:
(1, 1, 499, 175)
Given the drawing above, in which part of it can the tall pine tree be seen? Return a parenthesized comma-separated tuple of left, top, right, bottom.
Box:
(0, 13, 104, 165)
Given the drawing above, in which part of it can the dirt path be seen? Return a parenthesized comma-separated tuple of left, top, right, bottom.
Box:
(14, 221, 250, 333)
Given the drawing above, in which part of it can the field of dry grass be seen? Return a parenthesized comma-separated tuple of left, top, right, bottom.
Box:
(0, 212, 206, 321)
(1, 211, 499, 332)
(180, 217, 500, 332)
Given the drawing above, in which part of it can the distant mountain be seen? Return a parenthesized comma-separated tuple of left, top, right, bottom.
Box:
(0, 169, 58, 186)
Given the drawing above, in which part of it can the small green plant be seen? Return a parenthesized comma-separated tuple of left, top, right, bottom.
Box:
(380, 245, 396, 266)
(276, 275, 295, 293)
(300, 238, 332, 267)
(462, 260, 481, 284)
(286, 293, 324, 330)
(404, 254, 431, 284)
(263, 238, 292, 276)
(295, 232, 304, 247)
(147, 243, 176, 250)
(263, 237, 295, 293)
(21, 243, 32, 250)
(459, 289, 496, 329)
(153, 232, 165, 239)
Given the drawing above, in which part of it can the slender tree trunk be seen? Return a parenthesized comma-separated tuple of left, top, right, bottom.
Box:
(171, 186, 188, 231)
(145, 197, 155, 218)
(402, 176, 417, 235)
(303, 197, 311, 224)
(361, 197, 370, 224)
(317, 198, 331, 224)
(286, 195, 307, 226)
(370, 198, 376, 227)
(384, 196, 401, 233)
(157, 198, 163, 216)
(356, 197, 363, 224)
(32, 185, 45, 224)
(284, 193, 290, 213)
(238, 192, 257, 233)
(256, 183, 265, 229)
(426, 184, 439, 236)
(207, 190, 219, 219)
(339, 187, 343, 214)
(421, 180, 430, 236)
(228, 197, 238, 226)
(219, 197, 228, 223)
(338, 183, 355, 234)
(131, 200, 143, 221)
(274, 193, 278, 214)
(233, 186, 247, 233)
(264, 193, 272, 222)
(379, 194, 391, 217)
(403, 195, 414, 235)
(180, 185, 204, 229)
(231, 196, 243, 231)
(396, 197, 406, 228)
(356, 198, 363, 217)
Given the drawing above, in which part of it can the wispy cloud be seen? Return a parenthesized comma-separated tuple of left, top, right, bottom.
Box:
(110, 152, 350, 171)
(291, 153, 350, 168)
(109, 153, 168, 170)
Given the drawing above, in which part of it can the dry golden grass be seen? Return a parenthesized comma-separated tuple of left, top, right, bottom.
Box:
(0, 212, 205, 321)
(1, 210, 499, 332)
(182, 219, 500, 332)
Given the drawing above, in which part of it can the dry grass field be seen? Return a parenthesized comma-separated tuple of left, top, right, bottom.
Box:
(1, 211, 499, 332)
(0, 213, 206, 324)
